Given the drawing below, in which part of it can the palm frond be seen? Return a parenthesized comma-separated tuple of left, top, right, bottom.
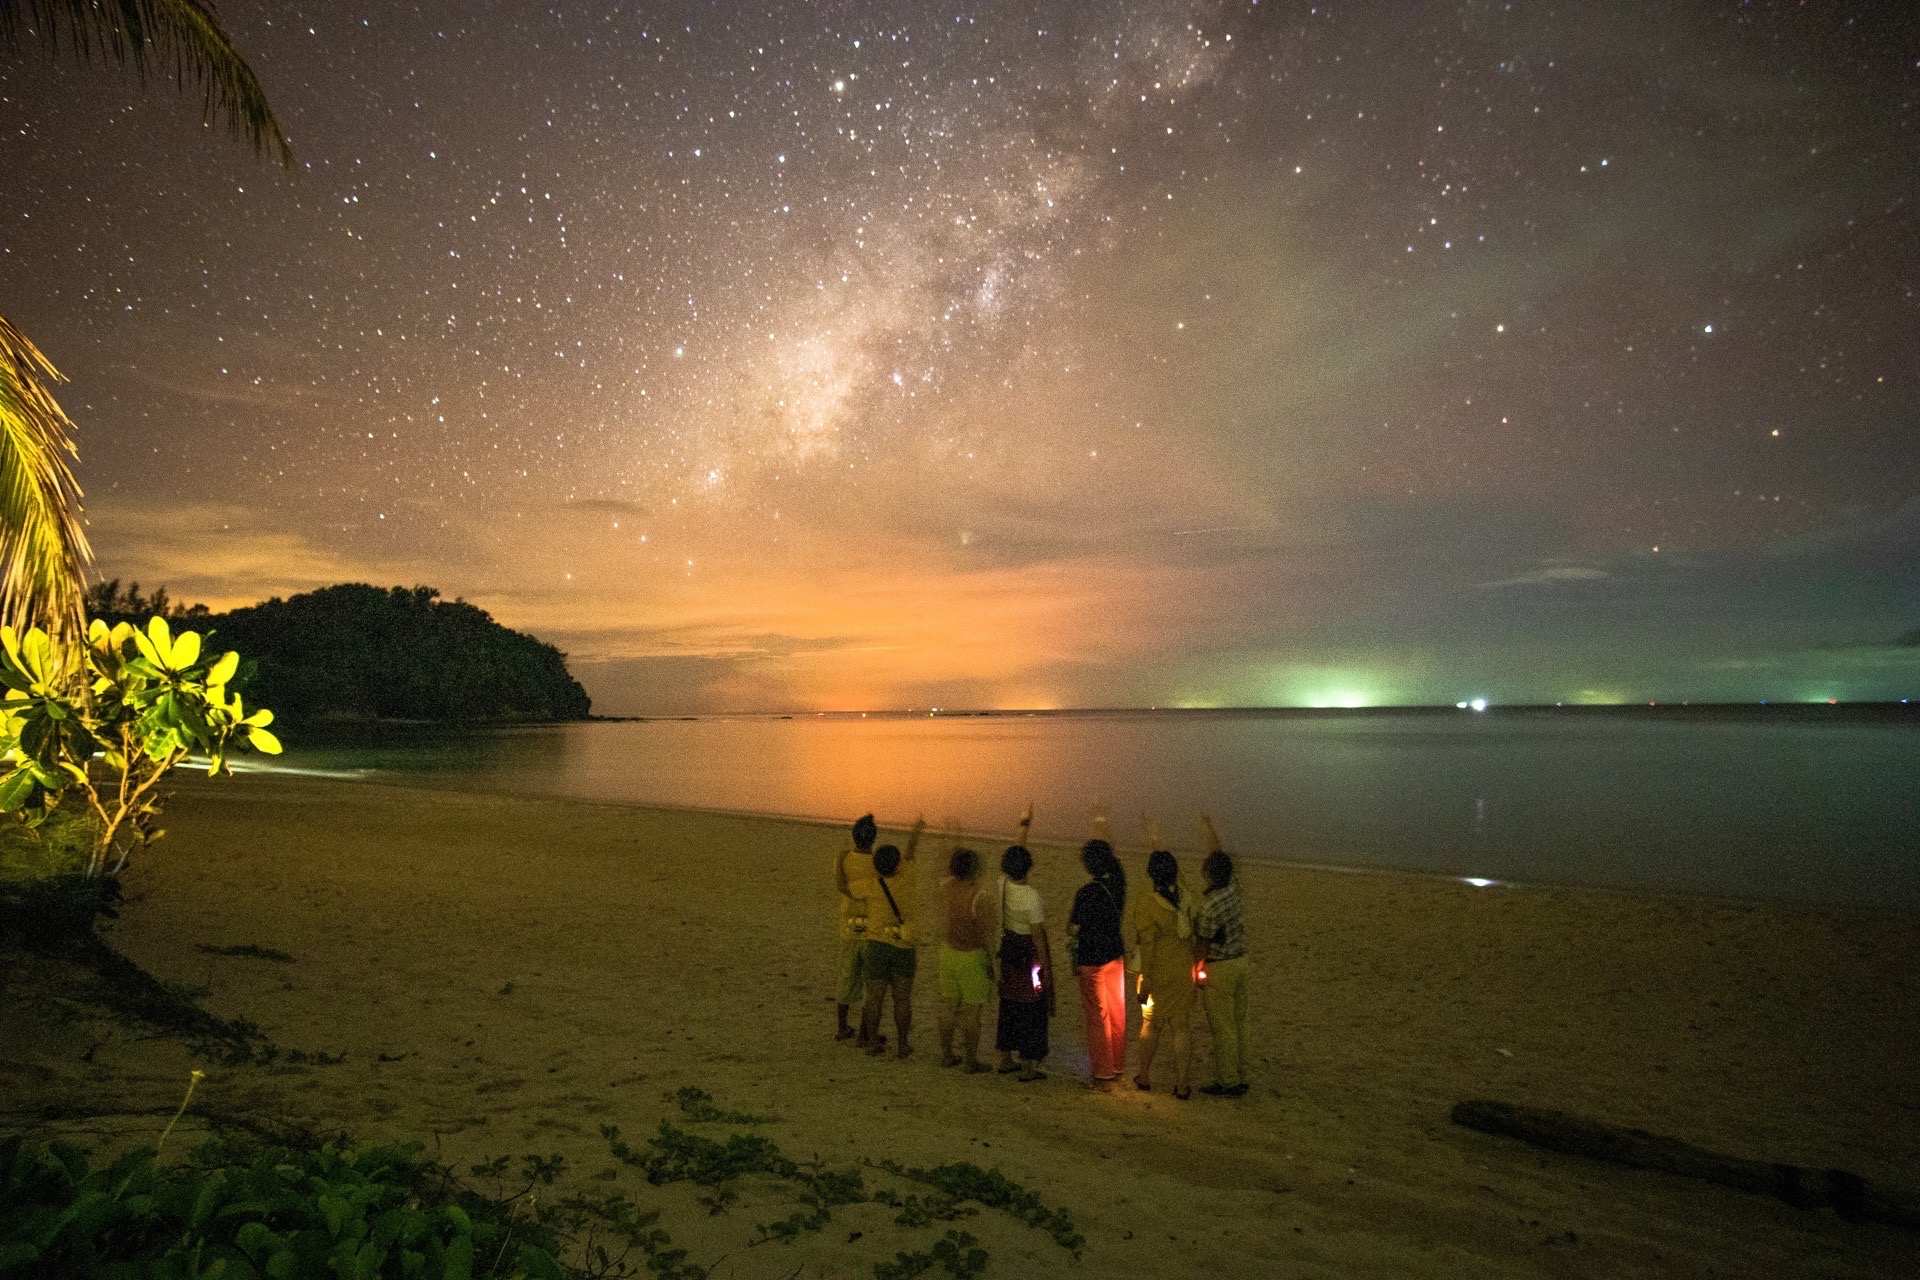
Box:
(0, 0, 291, 163)
(0, 315, 92, 642)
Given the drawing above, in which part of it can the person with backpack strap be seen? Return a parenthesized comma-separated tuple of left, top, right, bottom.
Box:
(860, 817, 924, 1059)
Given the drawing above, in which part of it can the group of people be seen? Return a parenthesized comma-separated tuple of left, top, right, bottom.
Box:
(832, 807, 1251, 1098)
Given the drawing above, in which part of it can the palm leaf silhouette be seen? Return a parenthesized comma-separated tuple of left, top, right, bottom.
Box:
(0, 317, 91, 640)
(1, 0, 287, 639)
(1, 0, 291, 161)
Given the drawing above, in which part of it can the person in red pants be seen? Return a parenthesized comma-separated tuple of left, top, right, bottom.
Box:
(1068, 829, 1129, 1089)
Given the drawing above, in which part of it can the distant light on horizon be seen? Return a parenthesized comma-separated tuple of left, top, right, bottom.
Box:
(1307, 690, 1375, 709)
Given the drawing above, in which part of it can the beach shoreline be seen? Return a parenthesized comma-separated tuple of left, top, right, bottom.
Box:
(4, 774, 1915, 1277)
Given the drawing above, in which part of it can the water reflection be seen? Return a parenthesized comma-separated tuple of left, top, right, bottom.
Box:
(275, 710, 1920, 910)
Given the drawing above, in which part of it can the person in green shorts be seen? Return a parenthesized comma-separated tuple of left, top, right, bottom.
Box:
(937, 846, 995, 1071)
(861, 819, 923, 1059)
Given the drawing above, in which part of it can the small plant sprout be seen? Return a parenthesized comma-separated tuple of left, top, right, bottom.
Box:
(155, 1069, 206, 1159)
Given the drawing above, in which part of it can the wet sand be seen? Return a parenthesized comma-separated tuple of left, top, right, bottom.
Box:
(4, 774, 1916, 1277)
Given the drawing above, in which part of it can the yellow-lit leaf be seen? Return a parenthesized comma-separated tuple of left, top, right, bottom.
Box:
(132, 627, 162, 668)
(88, 619, 107, 643)
(146, 616, 174, 666)
(208, 651, 239, 686)
(171, 631, 202, 668)
(20, 630, 50, 682)
(246, 727, 282, 754)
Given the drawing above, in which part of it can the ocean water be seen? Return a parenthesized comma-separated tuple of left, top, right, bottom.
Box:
(266, 708, 1920, 911)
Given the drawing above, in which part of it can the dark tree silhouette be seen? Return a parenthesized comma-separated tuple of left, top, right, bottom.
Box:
(201, 584, 590, 723)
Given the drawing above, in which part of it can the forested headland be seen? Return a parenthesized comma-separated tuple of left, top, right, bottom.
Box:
(85, 580, 592, 723)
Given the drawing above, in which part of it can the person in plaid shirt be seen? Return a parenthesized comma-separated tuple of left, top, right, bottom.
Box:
(1194, 814, 1249, 1097)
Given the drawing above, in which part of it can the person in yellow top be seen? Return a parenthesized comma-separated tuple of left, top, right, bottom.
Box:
(834, 813, 880, 1042)
(1125, 815, 1199, 1099)
(860, 817, 924, 1058)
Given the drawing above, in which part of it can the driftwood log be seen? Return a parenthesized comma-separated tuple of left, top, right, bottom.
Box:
(1450, 1099, 1920, 1231)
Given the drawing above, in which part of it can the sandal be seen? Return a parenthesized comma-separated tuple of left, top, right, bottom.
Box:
(1133, 1075, 1151, 1092)
(1018, 1069, 1048, 1083)
(1172, 1085, 1191, 1100)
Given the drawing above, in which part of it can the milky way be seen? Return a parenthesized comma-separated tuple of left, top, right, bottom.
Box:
(2, 2, 1915, 711)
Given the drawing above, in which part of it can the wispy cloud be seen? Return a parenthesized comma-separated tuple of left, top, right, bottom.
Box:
(1480, 565, 1613, 590)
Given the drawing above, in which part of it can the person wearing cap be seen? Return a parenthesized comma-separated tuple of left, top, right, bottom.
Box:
(1194, 813, 1249, 1097)
(834, 813, 880, 1042)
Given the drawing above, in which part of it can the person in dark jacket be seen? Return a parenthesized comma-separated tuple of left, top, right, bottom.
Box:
(1069, 816, 1128, 1088)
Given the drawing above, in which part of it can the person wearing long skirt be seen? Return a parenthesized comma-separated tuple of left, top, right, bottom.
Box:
(994, 829, 1054, 1082)
(1127, 846, 1198, 1099)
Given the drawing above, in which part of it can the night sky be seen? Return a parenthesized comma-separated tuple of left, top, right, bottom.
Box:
(2, 1, 1915, 713)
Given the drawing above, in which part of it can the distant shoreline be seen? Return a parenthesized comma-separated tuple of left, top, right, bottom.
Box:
(594, 701, 1920, 722)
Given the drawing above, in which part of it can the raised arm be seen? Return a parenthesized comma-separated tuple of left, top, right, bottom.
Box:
(904, 815, 926, 863)
(1088, 803, 1112, 843)
(1197, 811, 1224, 855)
(1014, 802, 1033, 846)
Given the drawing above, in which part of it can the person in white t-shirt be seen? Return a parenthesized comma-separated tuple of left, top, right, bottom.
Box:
(993, 806, 1054, 1080)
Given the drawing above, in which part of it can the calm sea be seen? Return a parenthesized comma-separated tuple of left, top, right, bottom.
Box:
(263, 708, 1920, 911)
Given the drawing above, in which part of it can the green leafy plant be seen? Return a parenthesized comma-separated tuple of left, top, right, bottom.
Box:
(874, 1160, 1085, 1256)
(468, 1153, 707, 1279)
(605, 1123, 798, 1188)
(0, 615, 281, 876)
(197, 941, 296, 962)
(667, 1086, 777, 1126)
(872, 1189, 979, 1229)
(872, 1229, 990, 1280)
(0, 1136, 568, 1280)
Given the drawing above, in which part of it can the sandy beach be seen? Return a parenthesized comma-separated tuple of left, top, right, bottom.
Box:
(4, 774, 1916, 1277)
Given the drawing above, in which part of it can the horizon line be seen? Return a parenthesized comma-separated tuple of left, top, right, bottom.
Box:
(593, 698, 1919, 720)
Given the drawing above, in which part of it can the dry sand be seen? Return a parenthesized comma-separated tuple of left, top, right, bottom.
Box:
(4, 774, 1917, 1277)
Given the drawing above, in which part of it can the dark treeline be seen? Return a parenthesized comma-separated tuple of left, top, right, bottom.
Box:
(90, 582, 591, 723)
(84, 579, 211, 623)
